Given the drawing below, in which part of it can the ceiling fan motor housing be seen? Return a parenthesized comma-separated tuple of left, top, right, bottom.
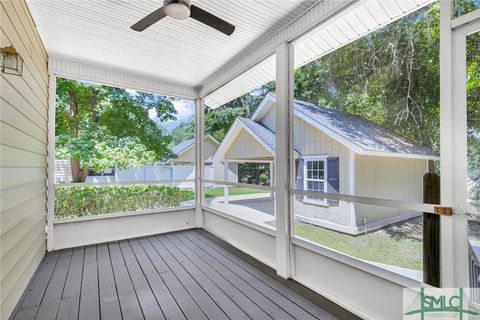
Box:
(163, 0, 191, 20)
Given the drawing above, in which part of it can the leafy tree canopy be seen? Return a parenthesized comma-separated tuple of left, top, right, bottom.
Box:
(170, 121, 195, 146)
(56, 78, 177, 181)
(206, 84, 275, 142)
(293, 1, 479, 172)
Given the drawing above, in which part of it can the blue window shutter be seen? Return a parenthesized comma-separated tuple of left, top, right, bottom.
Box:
(296, 159, 304, 190)
(327, 157, 339, 193)
(327, 157, 339, 206)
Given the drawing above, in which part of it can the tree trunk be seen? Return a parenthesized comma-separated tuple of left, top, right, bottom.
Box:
(70, 158, 89, 183)
(90, 88, 99, 122)
(71, 157, 81, 182)
(79, 167, 89, 182)
(68, 90, 88, 182)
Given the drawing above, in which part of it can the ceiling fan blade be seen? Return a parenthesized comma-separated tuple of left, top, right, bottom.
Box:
(131, 6, 167, 32)
(190, 5, 235, 36)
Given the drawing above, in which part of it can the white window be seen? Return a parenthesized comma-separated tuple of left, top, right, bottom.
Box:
(303, 155, 328, 205)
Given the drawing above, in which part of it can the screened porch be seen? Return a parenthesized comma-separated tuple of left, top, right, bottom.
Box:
(1, 0, 480, 319)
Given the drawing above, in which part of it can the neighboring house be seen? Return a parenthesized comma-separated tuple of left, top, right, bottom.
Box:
(171, 134, 220, 165)
(169, 134, 238, 184)
(213, 93, 439, 234)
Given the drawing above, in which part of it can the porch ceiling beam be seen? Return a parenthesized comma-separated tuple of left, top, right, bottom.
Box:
(198, 0, 356, 99)
(49, 57, 198, 99)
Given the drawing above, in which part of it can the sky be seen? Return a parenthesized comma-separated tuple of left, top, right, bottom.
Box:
(148, 98, 195, 130)
(125, 88, 195, 131)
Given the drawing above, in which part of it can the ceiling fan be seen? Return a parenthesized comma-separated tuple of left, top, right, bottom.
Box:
(131, 0, 235, 36)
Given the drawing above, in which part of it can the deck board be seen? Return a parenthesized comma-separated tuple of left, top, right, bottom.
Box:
(138, 237, 207, 320)
(97, 243, 122, 320)
(189, 230, 339, 320)
(108, 241, 144, 320)
(176, 232, 297, 319)
(161, 234, 250, 320)
(12, 229, 340, 320)
(186, 231, 319, 319)
(56, 247, 84, 320)
(119, 240, 165, 320)
(149, 235, 229, 320)
(35, 249, 72, 320)
(14, 251, 60, 319)
(78, 245, 100, 320)
(130, 238, 186, 320)
(168, 233, 273, 320)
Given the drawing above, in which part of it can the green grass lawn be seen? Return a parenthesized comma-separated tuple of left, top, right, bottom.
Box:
(205, 187, 269, 198)
(181, 187, 269, 201)
(268, 219, 423, 271)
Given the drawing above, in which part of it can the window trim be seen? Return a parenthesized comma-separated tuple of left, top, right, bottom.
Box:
(303, 155, 329, 206)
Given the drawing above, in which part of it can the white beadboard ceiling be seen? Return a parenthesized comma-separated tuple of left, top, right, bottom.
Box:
(205, 0, 434, 108)
(205, 55, 276, 108)
(26, 0, 316, 88)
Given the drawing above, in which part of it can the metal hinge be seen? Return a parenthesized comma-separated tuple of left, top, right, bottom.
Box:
(434, 206, 454, 216)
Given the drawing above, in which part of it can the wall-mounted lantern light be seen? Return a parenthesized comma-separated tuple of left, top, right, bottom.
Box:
(0, 46, 23, 76)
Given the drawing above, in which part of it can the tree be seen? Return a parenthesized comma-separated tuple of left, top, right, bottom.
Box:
(292, 1, 479, 173)
(205, 84, 274, 141)
(294, 3, 442, 151)
(300, 2, 480, 189)
(170, 121, 195, 146)
(55, 78, 176, 182)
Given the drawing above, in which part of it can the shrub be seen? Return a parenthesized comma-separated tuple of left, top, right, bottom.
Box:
(55, 184, 188, 219)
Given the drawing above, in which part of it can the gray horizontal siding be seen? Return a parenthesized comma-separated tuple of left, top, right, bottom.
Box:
(0, 1, 48, 318)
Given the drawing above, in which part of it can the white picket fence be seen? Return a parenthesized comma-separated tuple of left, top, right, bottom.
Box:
(55, 160, 213, 188)
(87, 165, 214, 188)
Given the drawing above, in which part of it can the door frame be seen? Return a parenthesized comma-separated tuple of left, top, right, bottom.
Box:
(440, 3, 480, 288)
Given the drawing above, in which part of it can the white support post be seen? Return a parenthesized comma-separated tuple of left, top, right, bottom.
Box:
(170, 163, 174, 187)
(47, 73, 56, 251)
(275, 42, 294, 279)
(270, 161, 274, 199)
(451, 30, 469, 289)
(348, 149, 356, 228)
(224, 160, 229, 204)
(195, 98, 205, 227)
(439, 1, 471, 288)
(439, 0, 455, 288)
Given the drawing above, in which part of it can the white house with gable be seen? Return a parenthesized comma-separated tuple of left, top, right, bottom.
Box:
(212, 93, 439, 234)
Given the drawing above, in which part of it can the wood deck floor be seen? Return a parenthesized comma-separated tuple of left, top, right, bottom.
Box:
(11, 229, 340, 320)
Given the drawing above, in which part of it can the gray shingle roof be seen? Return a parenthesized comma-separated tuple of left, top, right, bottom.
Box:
(292, 99, 438, 157)
(252, 94, 437, 158)
(172, 138, 195, 155)
(237, 118, 274, 152)
(172, 135, 220, 157)
(237, 117, 299, 155)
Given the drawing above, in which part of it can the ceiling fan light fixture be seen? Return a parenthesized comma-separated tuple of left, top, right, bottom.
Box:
(164, 2, 190, 20)
(132, 0, 235, 35)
